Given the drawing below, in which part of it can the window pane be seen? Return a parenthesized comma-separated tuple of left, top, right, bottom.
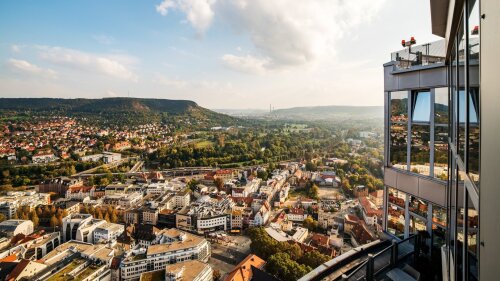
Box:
(391, 91, 408, 123)
(467, 0, 480, 190)
(412, 91, 431, 122)
(435, 126, 448, 180)
(468, 88, 480, 185)
(457, 22, 466, 160)
(409, 196, 428, 218)
(387, 205, 405, 237)
(432, 205, 447, 227)
(390, 123, 407, 168)
(410, 125, 430, 175)
(435, 87, 449, 124)
(388, 187, 406, 209)
(410, 215, 427, 233)
(467, 202, 479, 279)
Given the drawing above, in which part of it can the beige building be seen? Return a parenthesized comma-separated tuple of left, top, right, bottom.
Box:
(0, 220, 34, 238)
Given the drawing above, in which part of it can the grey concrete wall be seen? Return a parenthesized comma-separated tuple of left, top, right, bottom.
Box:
(384, 168, 447, 206)
(384, 64, 448, 92)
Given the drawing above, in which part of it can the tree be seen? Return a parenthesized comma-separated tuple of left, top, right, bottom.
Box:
(279, 242, 303, 261)
(99, 177, 110, 186)
(49, 215, 58, 228)
(266, 252, 311, 281)
(299, 251, 330, 268)
(111, 210, 118, 223)
(302, 216, 318, 231)
(104, 212, 111, 222)
(305, 162, 317, 172)
(0, 213, 5, 223)
(29, 211, 39, 228)
(214, 178, 224, 190)
(256, 170, 269, 181)
(309, 184, 319, 200)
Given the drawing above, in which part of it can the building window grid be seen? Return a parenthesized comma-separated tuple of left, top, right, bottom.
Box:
(446, 2, 480, 279)
(388, 89, 448, 179)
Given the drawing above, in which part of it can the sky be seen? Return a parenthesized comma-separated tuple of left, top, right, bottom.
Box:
(0, 0, 441, 110)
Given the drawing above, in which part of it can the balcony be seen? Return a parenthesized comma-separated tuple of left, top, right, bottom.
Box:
(389, 40, 445, 71)
(300, 233, 435, 281)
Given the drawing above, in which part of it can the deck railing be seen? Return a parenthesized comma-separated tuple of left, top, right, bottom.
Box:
(342, 234, 419, 281)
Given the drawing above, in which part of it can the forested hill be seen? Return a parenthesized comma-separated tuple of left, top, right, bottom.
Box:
(0, 98, 238, 127)
(270, 105, 383, 120)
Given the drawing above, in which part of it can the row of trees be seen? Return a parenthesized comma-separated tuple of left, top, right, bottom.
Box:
(16, 205, 69, 228)
(247, 227, 330, 280)
(80, 205, 120, 223)
(148, 128, 340, 169)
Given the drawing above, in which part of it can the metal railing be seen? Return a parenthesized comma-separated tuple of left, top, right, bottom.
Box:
(390, 40, 445, 70)
(342, 234, 419, 281)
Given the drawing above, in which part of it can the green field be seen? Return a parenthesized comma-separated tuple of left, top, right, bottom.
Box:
(194, 140, 214, 148)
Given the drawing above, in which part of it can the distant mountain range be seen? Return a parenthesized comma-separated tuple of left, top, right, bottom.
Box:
(0, 98, 238, 127)
(214, 105, 384, 120)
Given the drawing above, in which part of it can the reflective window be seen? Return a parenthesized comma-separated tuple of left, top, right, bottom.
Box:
(467, 0, 480, 188)
(388, 187, 406, 209)
(435, 87, 449, 180)
(391, 91, 408, 123)
(410, 125, 430, 175)
(409, 196, 428, 218)
(457, 22, 466, 159)
(412, 91, 431, 122)
(390, 123, 407, 168)
(435, 88, 449, 124)
(410, 215, 427, 233)
(434, 126, 449, 180)
(387, 205, 405, 237)
(432, 205, 447, 227)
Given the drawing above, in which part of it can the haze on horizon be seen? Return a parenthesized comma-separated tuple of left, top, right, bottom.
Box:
(0, 0, 440, 110)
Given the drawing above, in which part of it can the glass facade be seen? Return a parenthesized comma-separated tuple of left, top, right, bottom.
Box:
(388, 89, 449, 178)
(447, 0, 480, 279)
(383, 0, 487, 279)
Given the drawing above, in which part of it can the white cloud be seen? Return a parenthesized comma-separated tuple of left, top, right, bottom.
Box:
(37, 46, 138, 81)
(221, 54, 270, 74)
(156, 0, 176, 16)
(156, 0, 216, 34)
(156, 0, 385, 71)
(7, 58, 57, 79)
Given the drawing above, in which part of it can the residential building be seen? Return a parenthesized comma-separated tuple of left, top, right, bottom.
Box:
(6, 259, 47, 281)
(66, 185, 94, 200)
(61, 214, 106, 243)
(38, 177, 83, 196)
(120, 229, 211, 281)
(94, 223, 125, 243)
(173, 190, 190, 208)
(224, 254, 266, 281)
(358, 197, 382, 227)
(176, 197, 233, 234)
(102, 152, 121, 163)
(105, 184, 133, 195)
(287, 208, 307, 222)
(1, 232, 61, 260)
(0, 220, 34, 238)
(32, 153, 57, 164)
(140, 260, 213, 281)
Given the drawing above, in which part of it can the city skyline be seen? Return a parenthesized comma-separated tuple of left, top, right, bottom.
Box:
(0, 0, 440, 109)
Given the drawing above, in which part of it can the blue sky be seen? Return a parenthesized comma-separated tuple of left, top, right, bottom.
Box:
(0, 0, 441, 109)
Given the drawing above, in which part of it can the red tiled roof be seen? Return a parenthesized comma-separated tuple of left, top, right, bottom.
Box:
(224, 254, 265, 281)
